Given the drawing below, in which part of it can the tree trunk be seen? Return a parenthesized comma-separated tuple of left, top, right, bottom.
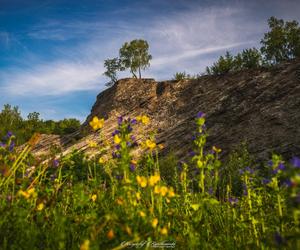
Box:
(138, 66, 141, 79)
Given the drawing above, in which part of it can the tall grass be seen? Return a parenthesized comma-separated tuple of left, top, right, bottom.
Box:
(0, 113, 299, 249)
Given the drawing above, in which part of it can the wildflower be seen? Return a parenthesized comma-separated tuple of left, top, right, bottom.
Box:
(91, 194, 97, 202)
(139, 211, 146, 217)
(0, 142, 5, 148)
(152, 218, 158, 228)
(99, 157, 105, 164)
(107, 229, 115, 240)
(80, 240, 90, 250)
(117, 116, 123, 125)
(160, 186, 168, 197)
(197, 112, 205, 118)
(145, 139, 156, 150)
(114, 134, 121, 144)
(53, 159, 59, 167)
(129, 164, 136, 172)
(188, 150, 196, 157)
(160, 227, 168, 235)
(6, 131, 13, 138)
(228, 197, 239, 205)
(168, 187, 175, 198)
(37, 203, 44, 211)
(291, 156, 300, 168)
(18, 188, 36, 199)
(112, 152, 121, 159)
(88, 140, 97, 148)
(148, 174, 160, 186)
(136, 192, 141, 200)
(136, 176, 147, 187)
(8, 141, 15, 152)
(137, 115, 150, 125)
(212, 146, 222, 153)
(131, 118, 137, 125)
(89, 116, 104, 131)
(154, 185, 160, 194)
(262, 178, 271, 185)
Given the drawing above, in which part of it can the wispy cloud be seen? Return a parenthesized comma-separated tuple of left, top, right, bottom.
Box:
(1, 61, 105, 96)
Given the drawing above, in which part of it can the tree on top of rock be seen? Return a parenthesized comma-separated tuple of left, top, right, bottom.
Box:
(119, 39, 152, 79)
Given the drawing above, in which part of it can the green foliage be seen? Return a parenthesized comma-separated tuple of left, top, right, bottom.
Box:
(1, 113, 299, 249)
(103, 57, 124, 86)
(261, 16, 300, 64)
(0, 104, 81, 145)
(103, 39, 152, 83)
(206, 49, 263, 75)
(119, 39, 152, 79)
(172, 71, 190, 81)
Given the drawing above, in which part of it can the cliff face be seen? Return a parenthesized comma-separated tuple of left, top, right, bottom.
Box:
(32, 59, 300, 160)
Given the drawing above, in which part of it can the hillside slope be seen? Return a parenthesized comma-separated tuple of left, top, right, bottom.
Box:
(31, 59, 300, 161)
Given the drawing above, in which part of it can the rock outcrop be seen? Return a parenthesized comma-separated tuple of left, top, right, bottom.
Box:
(31, 59, 300, 161)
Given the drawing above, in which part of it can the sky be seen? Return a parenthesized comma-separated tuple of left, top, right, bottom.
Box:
(1, 0, 300, 122)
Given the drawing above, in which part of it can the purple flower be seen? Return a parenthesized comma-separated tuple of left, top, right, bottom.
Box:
(127, 125, 133, 132)
(191, 135, 196, 141)
(117, 116, 123, 125)
(238, 169, 244, 175)
(53, 159, 59, 167)
(245, 166, 254, 174)
(131, 119, 137, 125)
(112, 152, 121, 159)
(267, 160, 273, 167)
(189, 150, 196, 157)
(196, 112, 205, 118)
(283, 179, 292, 187)
(6, 131, 13, 138)
(262, 178, 271, 185)
(8, 141, 15, 152)
(228, 197, 239, 204)
(112, 130, 120, 136)
(115, 144, 121, 150)
(129, 164, 136, 172)
(243, 184, 248, 196)
(0, 142, 5, 148)
(278, 163, 285, 170)
(291, 157, 300, 168)
(126, 141, 132, 147)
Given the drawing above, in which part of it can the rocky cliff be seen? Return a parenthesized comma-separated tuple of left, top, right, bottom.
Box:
(31, 59, 300, 161)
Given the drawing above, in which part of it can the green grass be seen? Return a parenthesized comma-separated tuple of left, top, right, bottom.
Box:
(0, 114, 299, 250)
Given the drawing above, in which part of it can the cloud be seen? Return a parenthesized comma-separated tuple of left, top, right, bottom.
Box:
(1, 61, 105, 96)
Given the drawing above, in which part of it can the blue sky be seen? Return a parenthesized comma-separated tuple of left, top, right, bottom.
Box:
(1, 0, 300, 121)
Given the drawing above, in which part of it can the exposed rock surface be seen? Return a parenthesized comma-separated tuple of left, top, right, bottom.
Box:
(31, 59, 300, 161)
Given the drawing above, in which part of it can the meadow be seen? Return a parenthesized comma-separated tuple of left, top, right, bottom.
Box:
(0, 113, 299, 250)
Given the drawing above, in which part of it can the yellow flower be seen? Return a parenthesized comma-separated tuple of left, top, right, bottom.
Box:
(37, 203, 44, 211)
(160, 186, 168, 197)
(80, 239, 90, 250)
(139, 211, 146, 217)
(168, 187, 175, 198)
(160, 227, 168, 235)
(91, 194, 97, 202)
(154, 185, 160, 194)
(137, 115, 150, 125)
(131, 159, 137, 165)
(88, 140, 97, 148)
(136, 192, 141, 200)
(148, 174, 160, 186)
(212, 146, 222, 153)
(114, 134, 121, 144)
(98, 157, 105, 164)
(136, 176, 147, 188)
(145, 139, 156, 150)
(18, 188, 36, 199)
(152, 218, 158, 228)
(107, 229, 115, 240)
(89, 116, 104, 131)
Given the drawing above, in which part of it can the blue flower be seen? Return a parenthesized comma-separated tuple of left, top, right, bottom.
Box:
(0, 142, 5, 148)
(291, 156, 300, 168)
(117, 116, 123, 125)
(267, 160, 273, 167)
(6, 131, 13, 138)
(129, 164, 136, 172)
(8, 141, 15, 152)
(53, 159, 59, 167)
(262, 178, 271, 185)
(196, 112, 205, 118)
(112, 130, 120, 136)
(131, 119, 137, 125)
